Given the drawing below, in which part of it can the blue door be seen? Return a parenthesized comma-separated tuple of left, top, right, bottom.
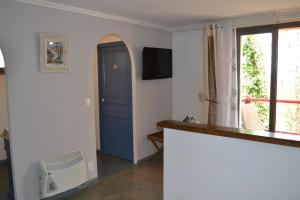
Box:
(98, 42, 133, 161)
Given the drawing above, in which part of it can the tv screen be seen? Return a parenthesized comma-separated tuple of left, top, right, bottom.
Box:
(142, 47, 172, 80)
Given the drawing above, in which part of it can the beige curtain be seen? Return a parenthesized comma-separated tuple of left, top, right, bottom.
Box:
(203, 24, 238, 127)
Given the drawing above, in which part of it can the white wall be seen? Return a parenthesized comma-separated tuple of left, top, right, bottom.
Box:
(164, 128, 300, 200)
(172, 30, 207, 123)
(0, 74, 9, 160)
(0, 1, 172, 199)
(93, 49, 101, 151)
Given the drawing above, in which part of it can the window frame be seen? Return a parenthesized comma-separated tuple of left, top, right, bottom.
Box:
(237, 21, 300, 132)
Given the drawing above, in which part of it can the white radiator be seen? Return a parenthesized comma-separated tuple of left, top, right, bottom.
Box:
(39, 151, 88, 199)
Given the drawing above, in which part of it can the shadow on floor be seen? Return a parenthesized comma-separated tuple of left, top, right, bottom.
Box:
(97, 153, 133, 180)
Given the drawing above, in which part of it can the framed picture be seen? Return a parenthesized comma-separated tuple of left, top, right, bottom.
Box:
(40, 33, 69, 72)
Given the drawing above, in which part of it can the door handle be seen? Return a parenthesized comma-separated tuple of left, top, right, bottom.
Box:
(101, 98, 105, 103)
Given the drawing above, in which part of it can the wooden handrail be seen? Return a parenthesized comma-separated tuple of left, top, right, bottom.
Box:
(242, 96, 300, 104)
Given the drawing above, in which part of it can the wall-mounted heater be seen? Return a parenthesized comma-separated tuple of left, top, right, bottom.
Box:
(39, 151, 88, 199)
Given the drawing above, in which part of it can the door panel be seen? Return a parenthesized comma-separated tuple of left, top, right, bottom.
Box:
(98, 42, 133, 161)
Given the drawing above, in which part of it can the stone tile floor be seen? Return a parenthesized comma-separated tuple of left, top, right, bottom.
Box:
(64, 158, 163, 200)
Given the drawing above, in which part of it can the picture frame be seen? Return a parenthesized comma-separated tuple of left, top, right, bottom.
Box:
(40, 33, 69, 72)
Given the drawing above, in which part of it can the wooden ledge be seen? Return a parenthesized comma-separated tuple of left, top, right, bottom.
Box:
(157, 120, 300, 148)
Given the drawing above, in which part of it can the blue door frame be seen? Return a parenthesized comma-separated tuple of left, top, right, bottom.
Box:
(98, 41, 133, 162)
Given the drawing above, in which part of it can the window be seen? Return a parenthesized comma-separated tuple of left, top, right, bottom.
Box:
(237, 22, 300, 135)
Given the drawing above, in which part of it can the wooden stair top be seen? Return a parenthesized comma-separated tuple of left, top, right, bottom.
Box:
(147, 131, 164, 143)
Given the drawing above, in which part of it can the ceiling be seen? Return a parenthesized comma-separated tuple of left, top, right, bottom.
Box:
(45, 0, 300, 29)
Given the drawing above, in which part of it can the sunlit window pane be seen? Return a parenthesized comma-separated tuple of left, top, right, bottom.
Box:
(240, 33, 272, 130)
(276, 27, 300, 134)
(0, 48, 5, 68)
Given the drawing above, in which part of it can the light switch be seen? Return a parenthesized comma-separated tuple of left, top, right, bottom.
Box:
(84, 98, 91, 106)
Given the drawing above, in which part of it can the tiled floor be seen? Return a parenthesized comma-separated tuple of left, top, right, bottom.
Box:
(64, 154, 163, 200)
(98, 153, 133, 179)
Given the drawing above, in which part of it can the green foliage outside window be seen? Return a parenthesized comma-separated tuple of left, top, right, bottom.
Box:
(242, 35, 269, 126)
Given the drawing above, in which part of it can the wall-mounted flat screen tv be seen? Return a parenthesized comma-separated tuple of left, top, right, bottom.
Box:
(142, 47, 172, 80)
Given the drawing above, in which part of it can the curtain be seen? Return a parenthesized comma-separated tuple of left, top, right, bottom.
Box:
(203, 24, 238, 127)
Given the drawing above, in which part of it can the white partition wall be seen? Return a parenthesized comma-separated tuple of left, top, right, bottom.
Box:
(164, 128, 300, 200)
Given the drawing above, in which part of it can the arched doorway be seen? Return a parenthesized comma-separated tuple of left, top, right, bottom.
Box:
(0, 48, 14, 199)
(93, 34, 137, 178)
(98, 40, 133, 161)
